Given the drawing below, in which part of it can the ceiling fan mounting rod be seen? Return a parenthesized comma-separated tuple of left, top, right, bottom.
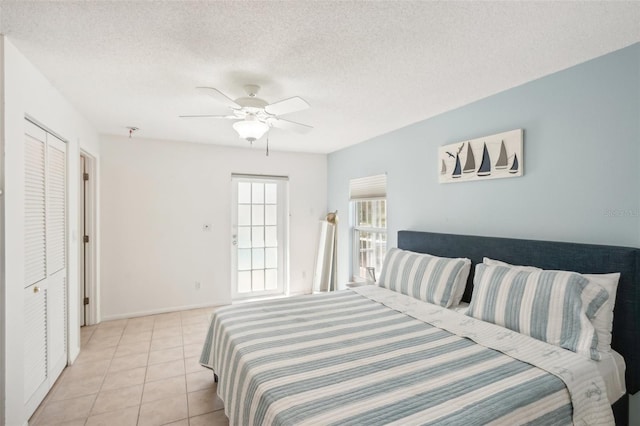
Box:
(244, 84, 260, 98)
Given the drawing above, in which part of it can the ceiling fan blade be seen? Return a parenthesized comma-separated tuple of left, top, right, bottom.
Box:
(179, 114, 237, 119)
(196, 87, 241, 109)
(268, 117, 313, 134)
(265, 96, 310, 116)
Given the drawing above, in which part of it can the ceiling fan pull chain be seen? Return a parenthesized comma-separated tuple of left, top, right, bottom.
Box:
(266, 137, 270, 157)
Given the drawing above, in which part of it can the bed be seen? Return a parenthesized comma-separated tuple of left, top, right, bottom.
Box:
(201, 231, 640, 425)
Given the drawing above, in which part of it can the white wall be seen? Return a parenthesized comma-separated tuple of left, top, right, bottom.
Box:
(99, 135, 327, 320)
(2, 37, 100, 426)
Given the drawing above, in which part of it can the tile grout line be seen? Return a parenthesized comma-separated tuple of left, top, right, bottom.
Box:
(184, 324, 190, 422)
(85, 320, 126, 424)
(179, 316, 190, 424)
(137, 316, 155, 426)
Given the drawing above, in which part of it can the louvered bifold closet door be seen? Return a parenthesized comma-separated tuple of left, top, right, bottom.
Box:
(23, 122, 50, 415)
(23, 121, 68, 418)
(46, 135, 67, 383)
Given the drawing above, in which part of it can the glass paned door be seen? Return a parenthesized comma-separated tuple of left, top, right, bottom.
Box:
(232, 175, 287, 299)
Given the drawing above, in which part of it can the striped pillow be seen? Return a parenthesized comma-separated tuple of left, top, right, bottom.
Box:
(378, 248, 471, 308)
(482, 258, 620, 355)
(467, 263, 609, 360)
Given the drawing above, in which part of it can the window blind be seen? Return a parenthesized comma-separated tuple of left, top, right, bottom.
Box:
(349, 174, 387, 200)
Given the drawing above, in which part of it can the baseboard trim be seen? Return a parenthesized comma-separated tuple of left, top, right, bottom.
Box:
(101, 302, 225, 322)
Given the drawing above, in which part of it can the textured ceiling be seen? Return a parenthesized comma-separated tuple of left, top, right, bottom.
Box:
(1, 1, 639, 154)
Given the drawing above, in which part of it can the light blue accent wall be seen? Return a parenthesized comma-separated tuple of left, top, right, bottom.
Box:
(328, 42, 640, 286)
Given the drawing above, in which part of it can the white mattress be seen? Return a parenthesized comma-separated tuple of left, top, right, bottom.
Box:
(450, 302, 626, 404)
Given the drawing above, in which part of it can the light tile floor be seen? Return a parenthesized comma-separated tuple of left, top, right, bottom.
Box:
(29, 307, 228, 426)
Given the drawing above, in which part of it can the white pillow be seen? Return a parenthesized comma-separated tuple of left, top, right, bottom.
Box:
(483, 258, 620, 354)
(581, 273, 620, 353)
(378, 248, 471, 308)
(483, 258, 539, 271)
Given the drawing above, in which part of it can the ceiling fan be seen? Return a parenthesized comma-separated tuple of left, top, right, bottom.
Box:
(180, 84, 312, 143)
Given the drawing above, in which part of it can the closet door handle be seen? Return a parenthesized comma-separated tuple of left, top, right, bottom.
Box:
(33, 286, 40, 294)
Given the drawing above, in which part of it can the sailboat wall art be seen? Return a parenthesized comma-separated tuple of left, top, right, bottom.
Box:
(438, 129, 523, 184)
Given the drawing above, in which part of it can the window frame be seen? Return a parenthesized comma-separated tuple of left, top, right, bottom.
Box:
(351, 198, 387, 283)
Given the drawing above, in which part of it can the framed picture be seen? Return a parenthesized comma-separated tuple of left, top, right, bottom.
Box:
(439, 129, 523, 184)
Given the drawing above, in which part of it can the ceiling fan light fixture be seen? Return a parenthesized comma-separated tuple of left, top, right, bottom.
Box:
(232, 117, 269, 143)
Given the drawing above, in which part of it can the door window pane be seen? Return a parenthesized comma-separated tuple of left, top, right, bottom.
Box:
(265, 248, 277, 269)
(265, 269, 277, 290)
(237, 227, 251, 248)
(265, 226, 277, 247)
(265, 184, 277, 204)
(238, 271, 252, 293)
(238, 182, 251, 204)
(238, 205, 251, 226)
(252, 248, 264, 269)
(252, 205, 264, 226)
(252, 270, 264, 291)
(252, 183, 264, 204)
(238, 249, 251, 271)
(251, 226, 264, 248)
(265, 205, 277, 225)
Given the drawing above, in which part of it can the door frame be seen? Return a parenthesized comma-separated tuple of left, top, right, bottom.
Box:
(79, 151, 97, 326)
(230, 174, 290, 301)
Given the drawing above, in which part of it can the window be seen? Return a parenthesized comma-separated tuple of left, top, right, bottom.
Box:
(350, 174, 387, 282)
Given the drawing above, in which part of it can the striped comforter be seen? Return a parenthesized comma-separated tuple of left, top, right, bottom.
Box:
(200, 287, 613, 426)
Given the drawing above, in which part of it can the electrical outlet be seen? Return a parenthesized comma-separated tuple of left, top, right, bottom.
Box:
(195, 281, 201, 290)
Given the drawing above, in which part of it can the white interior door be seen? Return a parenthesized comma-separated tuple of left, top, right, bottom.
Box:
(23, 120, 67, 418)
(231, 175, 288, 300)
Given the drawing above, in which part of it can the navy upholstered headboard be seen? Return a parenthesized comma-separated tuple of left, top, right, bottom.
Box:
(398, 230, 640, 395)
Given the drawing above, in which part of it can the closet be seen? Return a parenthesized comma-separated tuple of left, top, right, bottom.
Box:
(23, 120, 67, 417)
